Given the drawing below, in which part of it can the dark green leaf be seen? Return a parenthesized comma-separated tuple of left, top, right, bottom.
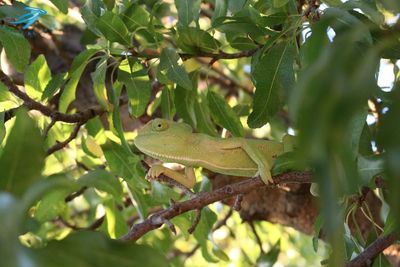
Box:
(177, 27, 220, 53)
(271, 151, 309, 175)
(0, 113, 5, 144)
(81, 0, 104, 35)
(31, 232, 169, 267)
(175, 0, 201, 25)
(207, 91, 244, 137)
(96, 11, 130, 45)
(0, 26, 31, 72)
(174, 85, 196, 127)
(59, 49, 98, 112)
(49, 0, 68, 13)
(248, 42, 295, 128)
(159, 48, 193, 90)
(24, 55, 52, 100)
(122, 4, 150, 31)
(161, 87, 176, 119)
(0, 110, 44, 196)
(194, 95, 217, 136)
(193, 208, 218, 263)
(212, 0, 228, 25)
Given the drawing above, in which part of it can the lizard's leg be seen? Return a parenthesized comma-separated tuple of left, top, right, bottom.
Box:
(220, 139, 272, 184)
(147, 164, 196, 188)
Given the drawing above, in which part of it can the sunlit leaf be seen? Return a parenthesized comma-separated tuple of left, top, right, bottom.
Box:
(0, 110, 44, 196)
(118, 59, 151, 117)
(24, 55, 52, 100)
(0, 26, 31, 72)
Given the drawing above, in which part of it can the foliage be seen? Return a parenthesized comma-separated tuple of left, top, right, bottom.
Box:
(0, 0, 399, 266)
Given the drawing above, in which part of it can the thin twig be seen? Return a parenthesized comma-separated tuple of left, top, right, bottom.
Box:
(46, 122, 84, 155)
(57, 216, 105, 230)
(346, 232, 398, 267)
(248, 221, 264, 253)
(188, 209, 202, 234)
(0, 71, 107, 123)
(65, 186, 88, 202)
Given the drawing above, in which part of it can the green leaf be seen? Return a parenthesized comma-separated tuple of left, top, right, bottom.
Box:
(193, 208, 218, 263)
(350, 108, 368, 158)
(122, 4, 150, 31)
(59, 49, 98, 113)
(150, 181, 180, 205)
(0, 26, 31, 72)
(207, 91, 244, 137)
(0, 113, 5, 144)
(102, 141, 147, 189)
(321, 0, 342, 6)
(177, 27, 220, 53)
(78, 169, 123, 198)
(175, 0, 201, 25)
(35, 190, 68, 222)
(49, 0, 69, 13)
(91, 56, 110, 110)
(96, 11, 130, 45)
(161, 87, 176, 119)
(0, 81, 14, 102)
(81, 0, 104, 35)
(103, 199, 128, 238)
(159, 48, 193, 90)
(104, 0, 115, 10)
(41, 72, 66, 101)
(0, 110, 44, 196)
(194, 94, 217, 136)
(174, 85, 196, 126)
(24, 55, 52, 100)
(248, 42, 295, 128)
(273, 0, 289, 8)
(256, 239, 281, 266)
(118, 59, 151, 117)
(212, 0, 228, 25)
(31, 232, 169, 267)
(271, 151, 309, 175)
(357, 155, 384, 185)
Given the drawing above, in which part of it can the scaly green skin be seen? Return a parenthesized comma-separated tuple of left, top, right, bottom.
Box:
(134, 119, 285, 188)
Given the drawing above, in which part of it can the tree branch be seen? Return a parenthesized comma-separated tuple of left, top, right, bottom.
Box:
(120, 171, 313, 242)
(0, 70, 105, 123)
(346, 232, 398, 267)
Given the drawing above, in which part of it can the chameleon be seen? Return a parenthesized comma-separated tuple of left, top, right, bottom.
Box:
(134, 118, 294, 188)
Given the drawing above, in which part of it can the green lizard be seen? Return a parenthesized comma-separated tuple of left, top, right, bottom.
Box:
(134, 118, 293, 188)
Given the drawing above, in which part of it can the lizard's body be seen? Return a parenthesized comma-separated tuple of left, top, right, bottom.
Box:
(134, 119, 289, 188)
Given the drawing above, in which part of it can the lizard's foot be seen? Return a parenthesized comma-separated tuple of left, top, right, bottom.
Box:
(146, 164, 166, 181)
(256, 165, 273, 184)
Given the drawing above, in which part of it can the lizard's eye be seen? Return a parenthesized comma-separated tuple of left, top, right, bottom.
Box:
(152, 120, 169, 131)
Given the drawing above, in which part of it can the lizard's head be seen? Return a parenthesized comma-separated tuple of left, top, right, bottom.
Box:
(134, 119, 193, 161)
